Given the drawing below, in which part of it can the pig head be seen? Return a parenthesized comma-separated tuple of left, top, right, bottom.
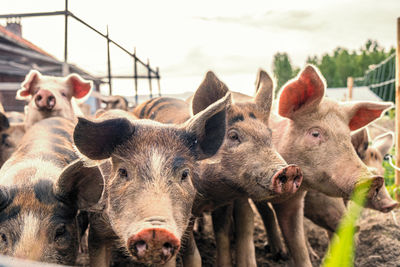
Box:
(73, 95, 230, 265)
(274, 65, 392, 201)
(16, 70, 92, 128)
(351, 128, 397, 212)
(191, 71, 302, 202)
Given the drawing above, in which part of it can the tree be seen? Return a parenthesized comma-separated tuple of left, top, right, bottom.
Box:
(305, 40, 394, 88)
(272, 52, 296, 96)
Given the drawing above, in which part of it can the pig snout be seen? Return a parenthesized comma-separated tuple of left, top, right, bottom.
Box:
(34, 89, 56, 111)
(272, 164, 303, 194)
(378, 199, 398, 213)
(127, 228, 180, 264)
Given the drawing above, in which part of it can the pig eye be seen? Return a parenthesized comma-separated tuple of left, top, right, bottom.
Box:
(1, 134, 11, 148)
(308, 128, 322, 139)
(118, 168, 128, 178)
(54, 224, 67, 241)
(228, 130, 240, 143)
(0, 232, 7, 246)
(61, 92, 67, 97)
(181, 169, 189, 182)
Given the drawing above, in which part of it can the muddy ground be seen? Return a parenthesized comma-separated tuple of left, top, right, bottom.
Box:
(77, 203, 400, 267)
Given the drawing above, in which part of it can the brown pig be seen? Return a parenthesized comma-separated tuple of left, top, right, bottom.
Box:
(136, 70, 303, 267)
(16, 70, 92, 129)
(0, 117, 104, 265)
(248, 65, 393, 267)
(73, 94, 230, 266)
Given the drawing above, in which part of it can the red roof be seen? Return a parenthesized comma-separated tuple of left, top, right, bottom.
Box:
(0, 24, 56, 59)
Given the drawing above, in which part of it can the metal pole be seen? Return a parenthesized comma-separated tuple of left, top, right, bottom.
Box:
(134, 47, 138, 104)
(106, 26, 112, 95)
(62, 0, 69, 75)
(147, 58, 153, 99)
(395, 17, 400, 201)
(156, 67, 161, 97)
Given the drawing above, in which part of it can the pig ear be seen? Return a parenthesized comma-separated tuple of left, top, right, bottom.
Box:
(278, 65, 325, 119)
(344, 101, 393, 131)
(192, 71, 229, 115)
(16, 70, 42, 100)
(65, 74, 93, 100)
(373, 132, 394, 157)
(351, 128, 369, 159)
(74, 117, 135, 160)
(55, 160, 104, 210)
(254, 69, 273, 120)
(183, 92, 231, 160)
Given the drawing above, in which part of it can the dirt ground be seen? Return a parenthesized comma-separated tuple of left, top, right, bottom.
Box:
(77, 204, 400, 267)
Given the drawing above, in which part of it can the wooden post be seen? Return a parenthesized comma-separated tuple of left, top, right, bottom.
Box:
(395, 17, 400, 201)
(347, 77, 354, 101)
(106, 26, 112, 95)
(147, 58, 153, 99)
(156, 67, 161, 97)
(133, 47, 138, 104)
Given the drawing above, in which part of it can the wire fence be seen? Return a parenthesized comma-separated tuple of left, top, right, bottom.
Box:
(0, 0, 161, 104)
(355, 53, 396, 102)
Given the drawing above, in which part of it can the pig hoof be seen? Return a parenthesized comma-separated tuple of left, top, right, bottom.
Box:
(272, 251, 289, 261)
(264, 243, 289, 261)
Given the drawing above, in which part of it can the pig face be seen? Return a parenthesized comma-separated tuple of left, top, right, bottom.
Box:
(191, 71, 302, 201)
(0, 160, 103, 264)
(0, 113, 25, 167)
(16, 70, 92, 128)
(275, 65, 392, 199)
(73, 95, 230, 265)
(100, 95, 129, 111)
(351, 128, 397, 212)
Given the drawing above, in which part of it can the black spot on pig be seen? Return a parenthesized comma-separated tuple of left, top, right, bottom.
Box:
(228, 114, 244, 126)
(34, 180, 56, 204)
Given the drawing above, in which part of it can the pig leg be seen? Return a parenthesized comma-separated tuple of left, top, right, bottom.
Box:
(254, 201, 288, 260)
(212, 204, 234, 267)
(233, 198, 257, 267)
(273, 191, 312, 267)
(182, 219, 202, 267)
(88, 226, 111, 267)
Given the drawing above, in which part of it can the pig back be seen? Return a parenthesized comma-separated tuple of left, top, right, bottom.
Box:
(0, 117, 78, 186)
(133, 97, 191, 124)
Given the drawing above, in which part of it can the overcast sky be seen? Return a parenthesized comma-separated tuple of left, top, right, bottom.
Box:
(1, 0, 399, 97)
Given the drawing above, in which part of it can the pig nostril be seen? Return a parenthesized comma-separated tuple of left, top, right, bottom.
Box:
(36, 95, 42, 101)
(133, 240, 147, 257)
(162, 242, 174, 259)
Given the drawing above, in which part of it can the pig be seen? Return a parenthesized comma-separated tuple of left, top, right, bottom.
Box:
(135, 70, 303, 266)
(98, 94, 129, 111)
(230, 65, 392, 267)
(73, 94, 230, 266)
(16, 70, 92, 129)
(0, 117, 103, 264)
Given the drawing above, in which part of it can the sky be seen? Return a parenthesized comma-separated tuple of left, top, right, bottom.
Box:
(1, 0, 399, 98)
